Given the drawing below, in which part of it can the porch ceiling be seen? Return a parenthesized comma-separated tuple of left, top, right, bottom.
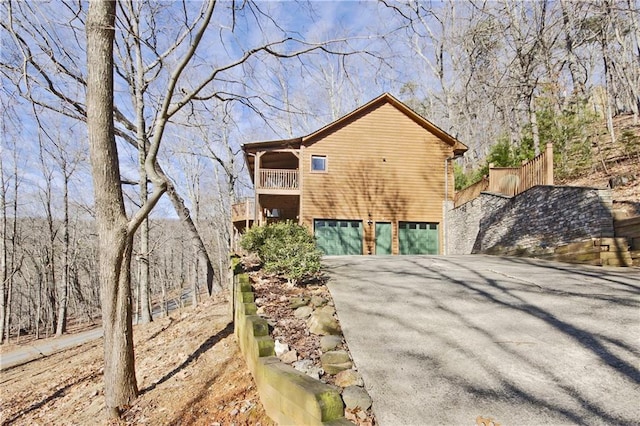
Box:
(258, 194, 299, 210)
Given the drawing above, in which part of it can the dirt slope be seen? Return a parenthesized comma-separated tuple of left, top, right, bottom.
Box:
(557, 114, 639, 206)
(0, 294, 273, 425)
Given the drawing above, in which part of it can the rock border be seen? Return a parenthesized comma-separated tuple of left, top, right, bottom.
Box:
(232, 269, 352, 425)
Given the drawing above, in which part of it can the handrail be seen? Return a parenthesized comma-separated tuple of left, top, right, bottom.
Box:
(231, 198, 255, 222)
(259, 169, 299, 190)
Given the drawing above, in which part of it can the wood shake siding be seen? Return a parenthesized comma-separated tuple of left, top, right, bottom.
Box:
(301, 103, 453, 254)
(237, 93, 467, 256)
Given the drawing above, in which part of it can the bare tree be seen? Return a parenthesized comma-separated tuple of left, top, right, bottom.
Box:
(1, 0, 223, 302)
(88, 0, 364, 416)
(0, 149, 7, 343)
(117, 0, 153, 323)
(560, 0, 588, 98)
(42, 125, 84, 337)
(87, 0, 140, 414)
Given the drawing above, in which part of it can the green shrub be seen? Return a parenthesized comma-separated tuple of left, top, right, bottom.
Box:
(240, 221, 322, 284)
(620, 129, 640, 158)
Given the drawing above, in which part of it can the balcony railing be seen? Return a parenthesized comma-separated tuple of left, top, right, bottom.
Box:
(259, 169, 299, 190)
(231, 198, 255, 223)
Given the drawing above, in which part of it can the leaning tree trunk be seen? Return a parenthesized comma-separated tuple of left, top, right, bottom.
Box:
(87, 0, 138, 417)
(160, 171, 221, 296)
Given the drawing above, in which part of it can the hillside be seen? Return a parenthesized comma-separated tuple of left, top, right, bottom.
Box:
(0, 295, 273, 425)
(557, 114, 640, 209)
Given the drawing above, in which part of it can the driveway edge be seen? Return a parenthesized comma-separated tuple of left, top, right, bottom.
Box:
(232, 270, 349, 425)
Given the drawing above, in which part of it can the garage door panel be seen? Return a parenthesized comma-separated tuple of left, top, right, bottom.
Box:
(314, 220, 362, 255)
(375, 222, 392, 255)
(399, 221, 438, 255)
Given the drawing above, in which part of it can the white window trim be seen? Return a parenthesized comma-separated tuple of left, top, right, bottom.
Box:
(310, 155, 327, 173)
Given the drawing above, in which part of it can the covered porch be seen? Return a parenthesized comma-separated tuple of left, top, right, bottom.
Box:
(231, 138, 304, 251)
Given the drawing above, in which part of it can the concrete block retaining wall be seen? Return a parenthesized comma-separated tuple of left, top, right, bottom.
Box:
(233, 272, 350, 425)
(447, 186, 615, 255)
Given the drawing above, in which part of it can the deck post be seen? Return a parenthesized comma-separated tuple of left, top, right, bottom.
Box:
(545, 143, 554, 185)
(298, 145, 304, 225)
(245, 198, 250, 229)
(254, 152, 263, 226)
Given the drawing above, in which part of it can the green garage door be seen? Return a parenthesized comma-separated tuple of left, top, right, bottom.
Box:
(399, 222, 439, 255)
(314, 220, 363, 255)
(375, 222, 392, 255)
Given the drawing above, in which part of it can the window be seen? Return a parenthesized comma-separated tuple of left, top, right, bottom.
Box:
(311, 155, 327, 172)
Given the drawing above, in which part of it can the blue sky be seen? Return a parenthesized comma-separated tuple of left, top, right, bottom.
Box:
(1, 0, 440, 219)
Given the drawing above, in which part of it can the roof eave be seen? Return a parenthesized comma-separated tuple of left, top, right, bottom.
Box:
(301, 93, 467, 155)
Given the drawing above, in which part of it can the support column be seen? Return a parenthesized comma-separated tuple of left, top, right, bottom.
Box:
(298, 146, 304, 226)
(254, 152, 263, 226)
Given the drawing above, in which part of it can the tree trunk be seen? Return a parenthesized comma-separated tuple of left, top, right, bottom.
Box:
(36, 267, 42, 340)
(192, 254, 199, 307)
(56, 172, 70, 336)
(603, 46, 617, 145)
(5, 264, 12, 344)
(100, 233, 137, 417)
(529, 95, 541, 156)
(138, 221, 151, 324)
(45, 250, 56, 337)
(6, 170, 17, 343)
(560, 0, 586, 98)
(87, 0, 138, 417)
(161, 173, 221, 295)
(134, 10, 152, 324)
(0, 156, 7, 344)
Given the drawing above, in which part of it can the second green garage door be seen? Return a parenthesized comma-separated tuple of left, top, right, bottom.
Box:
(399, 222, 439, 255)
(314, 220, 363, 255)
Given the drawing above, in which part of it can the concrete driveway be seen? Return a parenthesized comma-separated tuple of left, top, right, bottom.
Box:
(324, 255, 640, 425)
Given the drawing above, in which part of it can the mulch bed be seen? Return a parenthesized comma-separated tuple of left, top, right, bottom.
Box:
(247, 266, 376, 425)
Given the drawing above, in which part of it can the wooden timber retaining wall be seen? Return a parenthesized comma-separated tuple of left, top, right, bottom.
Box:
(614, 216, 640, 265)
(231, 265, 349, 425)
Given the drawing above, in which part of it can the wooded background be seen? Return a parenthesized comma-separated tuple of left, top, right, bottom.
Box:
(1, 0, 638, 344)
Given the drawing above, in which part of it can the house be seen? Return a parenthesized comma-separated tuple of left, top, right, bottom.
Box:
(231, 93, 468, 255)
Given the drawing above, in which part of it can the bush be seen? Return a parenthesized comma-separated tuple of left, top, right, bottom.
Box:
(240, 221, 322, 284)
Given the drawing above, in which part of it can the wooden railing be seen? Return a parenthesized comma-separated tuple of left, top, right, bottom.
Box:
(488, 167, 521, 196)
(259, 169, 299, 190)
(454, 178, 489, 207)
(454, 143, 554, 207)
(231, 198, 255, 223)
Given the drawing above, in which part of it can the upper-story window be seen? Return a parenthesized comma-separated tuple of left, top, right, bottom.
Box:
(311, 155, 327, 172)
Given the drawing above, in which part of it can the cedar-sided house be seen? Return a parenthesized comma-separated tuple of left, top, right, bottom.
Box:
(231, 93, 468, 255)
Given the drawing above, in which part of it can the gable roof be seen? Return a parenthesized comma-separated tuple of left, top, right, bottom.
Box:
(301, 93, 468, 154)
(243, 92, 468, 157)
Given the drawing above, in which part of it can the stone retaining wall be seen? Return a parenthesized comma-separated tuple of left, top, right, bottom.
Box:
(447, 186, 615, 255)
(232, 271, 350, 425)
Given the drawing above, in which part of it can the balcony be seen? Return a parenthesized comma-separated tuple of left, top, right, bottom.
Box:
(231, 198, 255, 223)
(258, 169, 299, 192)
